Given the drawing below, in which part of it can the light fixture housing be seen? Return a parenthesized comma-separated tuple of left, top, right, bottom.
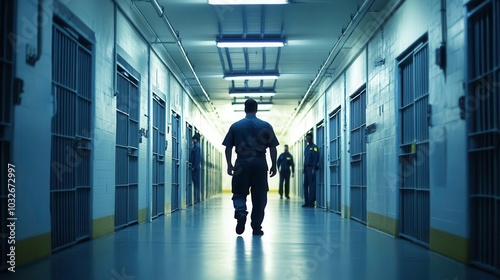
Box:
(224, 72, 279, 80)
(209, 0, 288, 5)
(216, 38, 286, 48)
(229, 88, 276, 97)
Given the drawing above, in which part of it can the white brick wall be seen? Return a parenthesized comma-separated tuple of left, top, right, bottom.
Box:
(12, 0, 225, 242)
(290, 0, 470, 239)
(13, 0, 54, 240)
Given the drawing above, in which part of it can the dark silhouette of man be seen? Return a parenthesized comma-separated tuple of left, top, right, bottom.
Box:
(277, 144, 295, 199)
(190, 133, 201, 203)
(222, 98, 279, 236)
(302, 133, 319, 207)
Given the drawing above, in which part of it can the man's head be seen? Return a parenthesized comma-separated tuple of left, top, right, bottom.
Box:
(284, 144, 289, 152)
(192, 133, 200, 143)
(305, 133, 313, 144)
(244, 98, 258, 114)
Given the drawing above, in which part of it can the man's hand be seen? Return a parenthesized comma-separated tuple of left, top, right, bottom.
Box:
(227, 164, 234, 176)
(312, 169, 316, 175)
(269, 165, 277, 177)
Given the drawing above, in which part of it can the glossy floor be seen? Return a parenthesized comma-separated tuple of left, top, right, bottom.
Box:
(1, 193, 497, 280)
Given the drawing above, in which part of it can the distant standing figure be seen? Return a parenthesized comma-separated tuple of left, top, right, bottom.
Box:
(302, 133, 319, 208)
(222, 98, 279, 236)
(277, 144, 295, 199)
(190, 133, 201, 203)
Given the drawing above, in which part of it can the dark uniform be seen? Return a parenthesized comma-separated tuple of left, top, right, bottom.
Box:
(277, 151, 295, 198)
(190, 138, 201, 203)
(222, 115, 279, 233)
(303, 142, 319, 206)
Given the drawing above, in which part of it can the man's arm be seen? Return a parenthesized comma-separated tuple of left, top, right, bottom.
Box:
(276, 154, 282, 172)
(194, 145, 201, 169)
(269, 146, 277, 177)
(225, 146, 234, 176)
(312, 146, 320, 174)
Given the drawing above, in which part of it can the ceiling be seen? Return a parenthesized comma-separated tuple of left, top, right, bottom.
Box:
(131, 0, 385, 139)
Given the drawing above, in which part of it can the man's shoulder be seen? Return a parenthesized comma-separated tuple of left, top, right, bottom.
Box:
(254, 117, 272, 126)
(231, 117, 250, 127)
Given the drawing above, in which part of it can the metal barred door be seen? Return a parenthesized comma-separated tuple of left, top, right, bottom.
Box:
(398, 42, 430, 245)
(298, 136, 305, 200)
(1, 0, 15, 269)
(152, 94, 165, 218)
(350, 88, 367, 223)
(467, 0, 500, 274)
(200, 136, 205, 201)
(115, 62, 139, 228)
(171, 113, 180, 211)
(202, 138, 208, 199)
(50, 20, 93, 250)
(186, 124, 193, 206)
(329, 109, 341, 214)
(316, 122, 326, 208)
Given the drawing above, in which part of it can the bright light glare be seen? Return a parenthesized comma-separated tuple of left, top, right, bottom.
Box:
(216, 41, 285, 48)
(229, 92, 276, 97)
(224, 75, 279, 81)
(209, 0, 288, 5)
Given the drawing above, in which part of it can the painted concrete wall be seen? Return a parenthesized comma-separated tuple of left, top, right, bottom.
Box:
(288, 0, 470, 249)
(12, 0, 224, 255)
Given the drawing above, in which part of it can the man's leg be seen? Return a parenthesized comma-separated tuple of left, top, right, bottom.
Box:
(249, 159, 268, 235)
(232, 193, 248, 215)
(284, 172, 290, 198)
(192, 169, 200, 203)
(278, 173, 284, 198)
(232, 162, 249, 234)
(232, 192, 248, 235)
(303, 169, 309, 205)
(308, 168, 316, 206)
(250, 184, 267, 234)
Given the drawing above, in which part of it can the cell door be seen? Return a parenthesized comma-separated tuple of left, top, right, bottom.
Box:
(297, 137, 306, 200)
(1, 0, 15, 268)
(200, 136, 206, 201)
(202, 138, 208, 199)
(329, 109, 342, 214)
(152, 94, 166, 218)
(171, 113, 181, 211)
(316, 123, 326, 208)
(115, 61, 140, 228)
(467, 0, 500, 274)
(185, 124, 193, 206)
(50, 19, 93, 250)
(398, 42, 430, 245)
(350, 87, 367, 223)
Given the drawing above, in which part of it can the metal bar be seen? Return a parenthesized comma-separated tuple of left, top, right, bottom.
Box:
(244, 47, 249, 72)
(242, 6, 247, 37)
(225, 48, 233, 72)
(217, 47, 227, 75)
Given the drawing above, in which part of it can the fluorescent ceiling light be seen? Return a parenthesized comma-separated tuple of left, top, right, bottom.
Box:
(234, 109, 271, 113)
(224, 73, 279, 80)
(229, 92, 276, 97)
(209, 0, 288, 5)
(217, 38, 286, 48)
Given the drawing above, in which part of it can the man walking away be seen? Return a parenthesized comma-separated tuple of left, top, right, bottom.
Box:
(222, 98, 279, 236)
